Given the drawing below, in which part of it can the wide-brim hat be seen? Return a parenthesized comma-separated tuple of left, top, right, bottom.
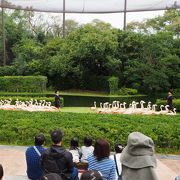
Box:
(120, 132, 157, 169)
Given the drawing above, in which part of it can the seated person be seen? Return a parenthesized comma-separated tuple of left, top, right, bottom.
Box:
(120, 132, 158, 180)
(69, 138, 82, 163)
(110, 142, 123, 180)
(0, 164, 4, 180)
(81, 137, 94, 163)
(26, 134, 45, 180)
(41, 129, 78, 180)
(41, 173, 62, 180)
(87, 138, 116, 180)
(80, 170, 103, 180)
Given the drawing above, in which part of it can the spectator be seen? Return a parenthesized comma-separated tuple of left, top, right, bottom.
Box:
(120, 132, 158, 180)
(41, 173, 62, 180)
(41, 129, 78, 180)
(80, 170, 103, 180)
(0, 164, 4, 180)
(26, 134, 45, 180)
(69, 138, 82, 163)
(87, 138, 116, 180)
(81, 137, 94, 163)
(110, 142, 123, 180)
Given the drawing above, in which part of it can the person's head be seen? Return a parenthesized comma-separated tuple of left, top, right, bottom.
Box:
(80, 170, 103, 180)
(168, 91, 173, 96)
(55, 90, 60, 95)
(120, 132, 156, 169)
(114, 142, 123, 153)
(51, 130, 64, 145)
(94, 138, 110, 161)
(0, 164, 4, 180)
(35, 134, 45, 146)
(84, 136, 93, 147)
(41, 173, 62, 180)
(70, 137, 79, 150)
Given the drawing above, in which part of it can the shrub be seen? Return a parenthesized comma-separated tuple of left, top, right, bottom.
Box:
(156, 98, 180, 112)
(108, 77, 119, 95)
(0, 111, 179, 154)
(117, 88, 138, 95)
(0, 96, 64, 107)
(0, 76, 47, 92)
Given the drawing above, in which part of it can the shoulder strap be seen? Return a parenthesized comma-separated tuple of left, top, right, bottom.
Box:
(114, 154, 120, 176)
(33, 146, 41, 157)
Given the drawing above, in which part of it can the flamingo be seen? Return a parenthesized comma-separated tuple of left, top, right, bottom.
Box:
(90, 101, 97, 110)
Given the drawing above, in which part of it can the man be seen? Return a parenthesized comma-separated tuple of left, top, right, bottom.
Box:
(0, 164, 3, 180)
(41, 129, 78, 180)
(26, 134, 46, 180)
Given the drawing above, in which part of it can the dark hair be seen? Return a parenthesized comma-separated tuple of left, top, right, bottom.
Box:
(80, 170, 103, 180)
(70, 137, 79, 150)
(35, 134, 45, 146)
(55, 90, 60, 94)
(114, 142, 123, 153)
(94, 138, 110, 161)
(168, 91, 173, 95)
(51, 130, 64, 144)
(0, 164, 3, 179)
(41, 173, 62, 180)
(84, 136, 93, 147)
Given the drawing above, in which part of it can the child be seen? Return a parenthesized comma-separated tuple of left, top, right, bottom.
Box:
(81, 136, 94, 163)
(110, 142, 123, 180)
(69, 138, 82, 163)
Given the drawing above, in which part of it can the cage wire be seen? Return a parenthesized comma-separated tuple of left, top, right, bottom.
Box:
(0, 0, 179, 13)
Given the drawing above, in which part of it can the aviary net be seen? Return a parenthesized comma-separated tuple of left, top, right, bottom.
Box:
(0, 0, 179, 13)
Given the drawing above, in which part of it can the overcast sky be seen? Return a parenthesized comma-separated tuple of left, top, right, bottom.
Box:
(62, 10, 164, 29)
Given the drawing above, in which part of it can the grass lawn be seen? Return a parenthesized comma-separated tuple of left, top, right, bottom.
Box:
(60, 107, 96, 113)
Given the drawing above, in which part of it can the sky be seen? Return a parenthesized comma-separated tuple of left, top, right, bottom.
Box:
(54, 10, 165, 29)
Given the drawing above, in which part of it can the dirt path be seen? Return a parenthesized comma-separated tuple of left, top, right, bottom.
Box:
(0, 148, 179, 180)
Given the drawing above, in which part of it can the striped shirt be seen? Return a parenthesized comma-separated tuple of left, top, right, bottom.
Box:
(87, 154, 116, 180)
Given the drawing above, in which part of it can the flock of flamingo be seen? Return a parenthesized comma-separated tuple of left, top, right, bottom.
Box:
(90, 101, 176, 115)
(0, 99, 58, 112)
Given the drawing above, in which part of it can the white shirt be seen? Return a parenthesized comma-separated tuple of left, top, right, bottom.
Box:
(69, 148, 81, 163)
(81, 146, 94, 163)
(110, 153, 122, 180)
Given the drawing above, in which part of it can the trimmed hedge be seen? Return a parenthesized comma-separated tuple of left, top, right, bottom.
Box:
(0, 111, 179, 154)
(117, 88, 138, 95)
(156, 99, 180, 112)
(0, 96, 64, 107)
(0, 76, 47, 92)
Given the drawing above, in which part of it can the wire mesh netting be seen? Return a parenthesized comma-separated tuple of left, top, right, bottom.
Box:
(0, 0, 179, 13)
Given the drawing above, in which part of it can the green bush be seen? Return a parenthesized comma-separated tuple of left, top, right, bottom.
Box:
(0, 76, 47, 92)
(108, 77, 119, 95)
(117, 88, 138, 95)
(0, 96, 64, 107)
(82, 76, 110, 91)
(156, 98, 180, 112)
(0, 111, 179, 154)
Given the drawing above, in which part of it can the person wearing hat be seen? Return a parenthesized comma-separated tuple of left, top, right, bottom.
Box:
(120, 132, 158, 180)
(41, 130, 78, 180)
(80, 170, 103, 180)
(41, 173, 62, 180)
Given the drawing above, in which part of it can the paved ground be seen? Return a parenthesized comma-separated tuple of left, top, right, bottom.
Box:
(0, 147, 179, 180)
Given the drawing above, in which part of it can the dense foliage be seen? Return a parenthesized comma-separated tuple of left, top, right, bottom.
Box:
(0, 110, 179, 153)
(0, 10, 179, 94)
(0, 76, 47, 92)
(0, 96, 64, 107)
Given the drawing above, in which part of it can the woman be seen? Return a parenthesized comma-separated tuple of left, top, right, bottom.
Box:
(87, 138, 116, 180)
(167, 91, 173, 112)
(54, 90, 60, 108)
